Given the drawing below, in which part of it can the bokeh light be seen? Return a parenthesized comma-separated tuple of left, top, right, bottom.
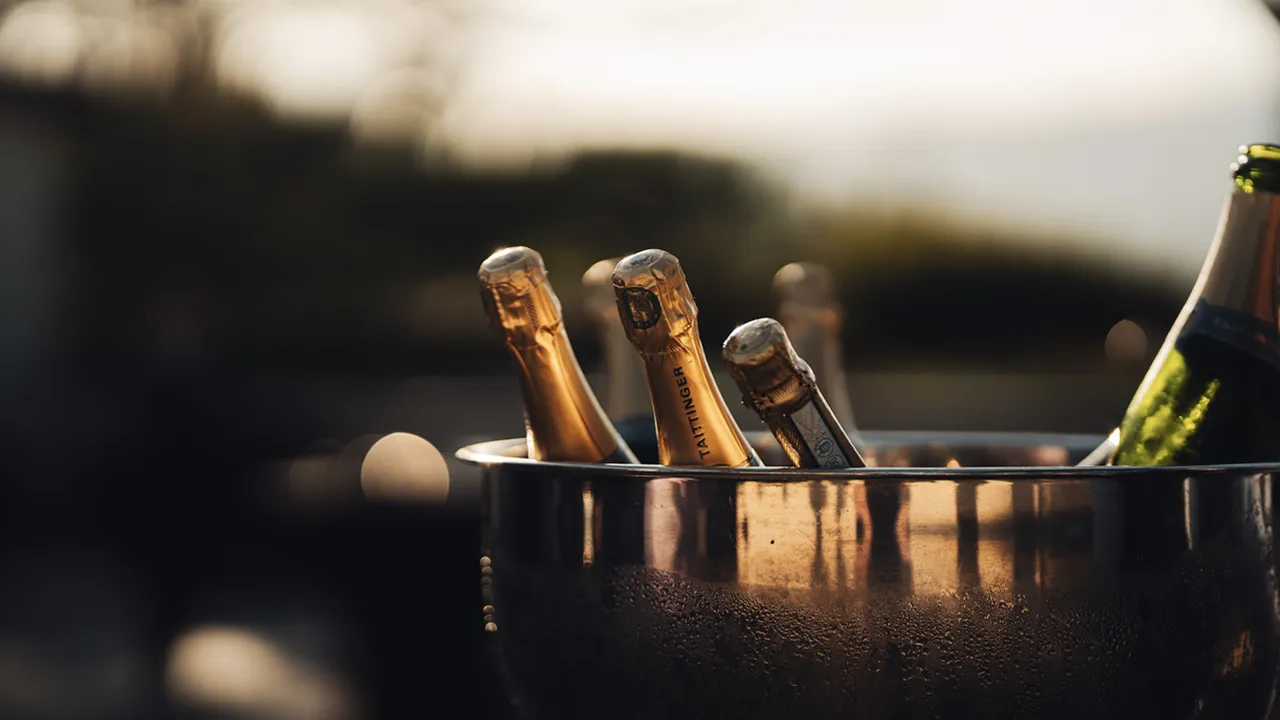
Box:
(167, 624, 360, 719)
(360, 431, 450, 504)
(1105, 319, 1149, 363)
(0, 1, 83, 86)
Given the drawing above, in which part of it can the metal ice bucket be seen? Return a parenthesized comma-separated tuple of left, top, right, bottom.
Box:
(457, 431, 1280, 719)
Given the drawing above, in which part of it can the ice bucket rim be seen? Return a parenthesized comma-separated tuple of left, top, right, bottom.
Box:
(454, 430, 1280, 481)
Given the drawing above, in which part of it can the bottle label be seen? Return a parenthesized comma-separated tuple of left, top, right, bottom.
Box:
(791, 401, 849, 468)
(1182, 299, 1280, 372)
(674, 366, 712, 460)
(622, 288, 662, 330)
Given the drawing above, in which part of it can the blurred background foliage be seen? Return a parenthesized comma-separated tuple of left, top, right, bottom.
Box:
(6, 1, 1253, 387)
(13, 69, 1183, 378)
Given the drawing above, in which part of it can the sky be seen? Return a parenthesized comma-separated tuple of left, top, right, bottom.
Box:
(4, 0, 1280, 278)
(438, 0, 1280, 278)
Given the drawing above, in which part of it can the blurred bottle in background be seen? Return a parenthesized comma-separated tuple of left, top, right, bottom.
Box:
(583, 257, 658, 459)
(774, 262, 869, 460)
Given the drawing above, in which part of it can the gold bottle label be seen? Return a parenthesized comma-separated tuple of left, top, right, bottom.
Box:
(640, 353, 758, 467)
(622, 287, 663, 330)
(673, 366, 712, 461)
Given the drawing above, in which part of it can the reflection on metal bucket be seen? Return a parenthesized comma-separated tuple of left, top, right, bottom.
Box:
(639, 475, 1099, 602)
(461, 431, 1280, 720)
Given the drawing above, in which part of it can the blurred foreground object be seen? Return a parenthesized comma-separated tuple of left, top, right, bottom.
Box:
(166, 590, 364, 720)
(0, 549, 154, 720)
(723, 318, 866, 468)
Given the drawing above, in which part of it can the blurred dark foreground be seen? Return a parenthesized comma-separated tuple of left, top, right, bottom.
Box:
(0, 361, 1143, 718)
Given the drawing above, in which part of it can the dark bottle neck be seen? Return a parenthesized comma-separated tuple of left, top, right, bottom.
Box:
(1193, 189, 1280, 329)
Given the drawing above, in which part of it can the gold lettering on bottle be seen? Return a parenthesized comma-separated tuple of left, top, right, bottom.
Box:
(672, 365, 711, 459)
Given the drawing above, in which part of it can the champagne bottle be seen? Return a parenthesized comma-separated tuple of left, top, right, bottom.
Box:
(612, 249, 762, 467)
(1076, 428, 1119, 467)
(774, 262, 867, 453)
(1111, 144, 1280, 466)
(723, 317, 867, 468)
(478, 246, 638, 464)
(583, 257, 658, 451)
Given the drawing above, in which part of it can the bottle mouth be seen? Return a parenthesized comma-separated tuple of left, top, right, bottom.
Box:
(478, 246, 565, 340)
(773, 262, 835, 305)
(1232, 144, 1280, 195)
(613, 249, 676, 283)
(478, 246, 546, 291)
(724, 318, 817, 415)
(723, 318, 791, 366)
(611, 248, 697, 341)
(583, 258, 623, 289)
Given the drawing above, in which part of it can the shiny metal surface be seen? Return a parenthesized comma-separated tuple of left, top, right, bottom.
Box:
(458, 431, 1280, 720)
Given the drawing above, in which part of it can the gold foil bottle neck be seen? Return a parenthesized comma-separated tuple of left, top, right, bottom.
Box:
(478, 246, 563, 347)
(478, 245, 547, 294)
(478, 246, 636, 464)
(612, 249, 698, 348)
(723, 318, 816, 417)
(724, 317, 865, 469)
(611, 247, 760, 467)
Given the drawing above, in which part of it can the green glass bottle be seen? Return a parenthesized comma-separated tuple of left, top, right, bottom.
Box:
(1111, 144, 1280, 466)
